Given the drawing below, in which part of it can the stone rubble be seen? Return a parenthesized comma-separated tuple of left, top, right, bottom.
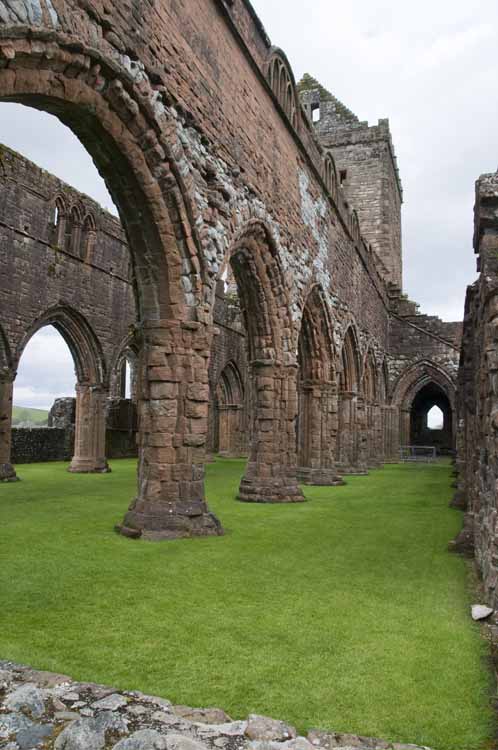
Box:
(0, 662, 431, 750)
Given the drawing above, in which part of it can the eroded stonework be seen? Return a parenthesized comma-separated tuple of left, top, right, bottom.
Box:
(454, 172, 498, 605)
(0, 0, 460, 532)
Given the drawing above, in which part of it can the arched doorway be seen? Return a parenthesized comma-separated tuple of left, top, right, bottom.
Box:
(410, 382, 453, 453)
(392, 361, 457, 456)
(214, 362, 245, 457)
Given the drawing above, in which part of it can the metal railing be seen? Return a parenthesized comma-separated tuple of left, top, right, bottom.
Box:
(400, 445, 437, 463)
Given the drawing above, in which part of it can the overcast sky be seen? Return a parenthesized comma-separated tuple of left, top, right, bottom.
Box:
(2, 0, 498, 408)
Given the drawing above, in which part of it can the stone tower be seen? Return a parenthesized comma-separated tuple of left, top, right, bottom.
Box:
(298, 74, 403, 289)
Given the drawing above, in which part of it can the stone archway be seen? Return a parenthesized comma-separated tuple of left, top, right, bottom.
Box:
(110, 336, 139, 403)
(214, 361, 245, 457)
(17, 305, 109, 474)
(228, 220, 304, 503)
(392, 361, 457, 454)
(0, 33, 221, 539)
(336, 326, 367, 474)
(296, 285, 343, 485)
(410, 382, 453, 453)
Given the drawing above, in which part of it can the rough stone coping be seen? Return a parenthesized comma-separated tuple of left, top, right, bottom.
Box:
(0, 661, 432, 750)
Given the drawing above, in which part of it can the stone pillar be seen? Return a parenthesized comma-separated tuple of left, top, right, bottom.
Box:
(69, 383, 110, 474)
(118, 320, 223, 540)
(336, 390, 353, 471)
(355, 395, 369, 473)
(297, 382, 344, 485)
(337, 391, 368, 475)
(0, 375, 18, 482)
(239, 360, 304, 503)
(400, 408, 411, 447)
(367, 403, 383, 468)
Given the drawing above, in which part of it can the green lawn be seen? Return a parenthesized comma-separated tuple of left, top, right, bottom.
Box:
(0, 460, 493, 749)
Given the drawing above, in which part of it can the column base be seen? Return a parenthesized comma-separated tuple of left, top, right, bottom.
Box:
(448, 513, 474, 557)
(238, 476, 305, 503)
(450, 489, 467, 510)
(336, 464, 369, 476)
(0, 463, 19, 482)
(297, 467, 345, 486)
(68, 459, 111, 474)
(117, 500, 224, 541)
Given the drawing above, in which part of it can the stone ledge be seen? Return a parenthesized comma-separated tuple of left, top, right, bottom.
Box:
(0, 661, 431, 750)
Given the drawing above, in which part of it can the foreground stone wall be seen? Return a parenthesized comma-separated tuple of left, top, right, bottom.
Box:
(0, 660, 431, 750)
(455, 171, 498, 605)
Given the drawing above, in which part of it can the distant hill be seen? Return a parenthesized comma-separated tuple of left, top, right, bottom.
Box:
(12, 406, 49, 427)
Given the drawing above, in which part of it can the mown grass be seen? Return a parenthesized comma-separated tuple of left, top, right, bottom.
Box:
(0, 459, 494, 749)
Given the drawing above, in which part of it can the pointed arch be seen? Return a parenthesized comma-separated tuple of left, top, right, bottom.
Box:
(228, 220, 292, 361)
(81, 212, 97, 262)
(51, 195, 67, 247)
(109, 332, 140, 400)
(214, 360, 246, 457)
(350, 209, 361, 243)
(339, 325, 361, 393)
(392, 360, 457, 453)
(298, 284, 335, 383)
(217, 360, 244, 407)
(391, 359, 456, 410)
(267, 48, 299, 130)
(362, 348, 378, 403)
(17, 305, 106, 386)
(323, 152, 338, 201)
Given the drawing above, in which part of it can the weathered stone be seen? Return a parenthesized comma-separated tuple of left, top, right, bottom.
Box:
(4, 684, 46, 718)
(173, 706, 232, 725)
(54, 712, 128, 750)
(471, 605, 493, 621)
(245, 715, 297, 742)
(164, 734, 208, 750)
(112, 729, 168, 749)
(91, 693, 128, 711)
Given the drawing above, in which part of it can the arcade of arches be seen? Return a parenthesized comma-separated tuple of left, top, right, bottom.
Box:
(0, 1, 471, 551)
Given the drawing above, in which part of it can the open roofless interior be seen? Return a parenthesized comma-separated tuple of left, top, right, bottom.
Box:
(0, 2, 497, 749)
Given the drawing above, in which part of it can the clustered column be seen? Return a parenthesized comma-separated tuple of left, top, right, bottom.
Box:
(119, 319, 223, 539)
(0, 372, 18, 482)
(336, 391, 368, 475)
(297, 382, 344, 485)
(239, 360, 304, 503)
(69, 383, 110, 474)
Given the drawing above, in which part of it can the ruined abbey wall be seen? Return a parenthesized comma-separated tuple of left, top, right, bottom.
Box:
(454, 172, 498, 606)
(0, 144, 134, 378)
(0, 0, 463, 539)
